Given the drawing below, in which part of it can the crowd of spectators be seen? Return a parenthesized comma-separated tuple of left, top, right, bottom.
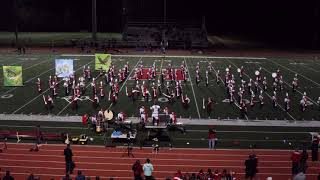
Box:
(172, 169, 236, 180)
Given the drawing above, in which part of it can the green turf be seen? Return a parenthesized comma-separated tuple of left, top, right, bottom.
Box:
(0, 53, 320, 149)
(0, 54, 320, 120)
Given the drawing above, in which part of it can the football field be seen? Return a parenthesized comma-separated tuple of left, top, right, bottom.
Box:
(0, 53, 320, 121)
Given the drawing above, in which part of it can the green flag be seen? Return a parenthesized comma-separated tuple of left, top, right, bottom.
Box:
(95, 54, 112, 71)
(3, 66, 23, 86)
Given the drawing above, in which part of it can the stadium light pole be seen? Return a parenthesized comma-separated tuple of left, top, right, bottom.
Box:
(92, 0, 97, 42)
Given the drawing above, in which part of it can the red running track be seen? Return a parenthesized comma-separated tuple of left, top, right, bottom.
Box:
(0, 143, 319, 180)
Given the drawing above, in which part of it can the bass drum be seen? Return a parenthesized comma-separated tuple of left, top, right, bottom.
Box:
(104, 110, 114, 121)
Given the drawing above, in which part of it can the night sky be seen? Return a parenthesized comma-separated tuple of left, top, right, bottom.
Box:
(0, 0, 319, 46)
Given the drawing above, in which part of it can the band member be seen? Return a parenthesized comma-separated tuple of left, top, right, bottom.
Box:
(79, 77, 86, 95)
(150, 103, 161, 125)
(117, 112, 125, 122)
(51, 81, 58, 97)
(205, 70, 209, 87)
(259, 90, 264, 107)
(262, 77, 267, 91)
(99, 81, 105, 99)
(317, 97, 320, 107)
(71, 95, 78, 110)
(203, 97, 214, 117)
(139, 106, 147, 123)
(250, 90, 255, 107)
(284, 93, 290, 112)
(215, 70, 220, 84)
(254, 81, 259, 94)
(109, 91, 118, 104)
(74, 85, 81, 98)
(300, 98, 307, 112)
(91, 78, 97, 95)
(248, 79, 252, 93)
(292, 74, 298, 92)
(196, 70, 200, 86)
(152, 85, 157, 100)
(239, 100, 248, 119)
(278, 76, 284, 91)
(239, 66, 244, 79)
(36, 78, 42, 93)
(169, 112, 177, 125)
(181, 94, 190, 108)
(92, 94, 99, 108)
(86, 66, 91, 79)
(272, 91, 277, 108)
(63, 79, 69, 96)
(43, 95, 53, 110)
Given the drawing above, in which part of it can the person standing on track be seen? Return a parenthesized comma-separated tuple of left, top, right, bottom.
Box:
(143, 158, 154, 180)
(208, 128, 216, 149)
(64, 143, 74, 174)
(132, 160, 143, 180)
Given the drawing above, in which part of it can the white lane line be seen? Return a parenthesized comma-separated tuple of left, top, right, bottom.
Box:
(227, 60, 296, 121)
(107, 57, 142, 109)
(11, 61, 93, 114)
(184, 57, 201, 119)
(261, 67, 319, 106)
(268, 59, 320, 87)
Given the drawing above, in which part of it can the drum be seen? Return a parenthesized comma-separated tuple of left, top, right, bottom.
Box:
(104, 110, 114, 121)
(96, 125, 102, 133)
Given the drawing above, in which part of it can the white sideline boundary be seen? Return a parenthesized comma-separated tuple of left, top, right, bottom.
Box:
(61, 54, 267, 60)
(1, 114, 320, 127)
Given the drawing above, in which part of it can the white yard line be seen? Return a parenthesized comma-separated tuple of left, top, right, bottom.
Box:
(23, 60, 48, 70)
(261, 67, 319, 106)
(227, 60, 296, 121)
(268, 59, 320, 87)
(11, 61, 93, 114)
(184, 57, 201, 119)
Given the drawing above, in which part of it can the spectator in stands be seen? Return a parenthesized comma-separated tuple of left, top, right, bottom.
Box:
(75, 170, 86, 180)
(143, 158, 154, 180)
(173, 170, 183, 180)
(132, 160, 143, 180)
(95, 176, 100, 180)
(208, 128, 216, 149)
(291, 149, 301, 175)
(62, 174, 72, 180)
(189, 173, 196, 180)
(213, 170, 221, 179)
(245, 154, 258, 180)
(197, 169, 205, 179)
(205, 169, 213, 179)
(221, 169, 232, 180)
(2, 171, 14, 180)
(64, 143, 74, 174)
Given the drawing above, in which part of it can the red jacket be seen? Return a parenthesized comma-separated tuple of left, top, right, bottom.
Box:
(132, 163, 143, 176)
(291, 151, 301, 163)
(208, 131, 216, 139)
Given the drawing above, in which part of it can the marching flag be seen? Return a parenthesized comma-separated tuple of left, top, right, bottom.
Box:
(3, 66, 23, 86)
(95, 54, 112, 71)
